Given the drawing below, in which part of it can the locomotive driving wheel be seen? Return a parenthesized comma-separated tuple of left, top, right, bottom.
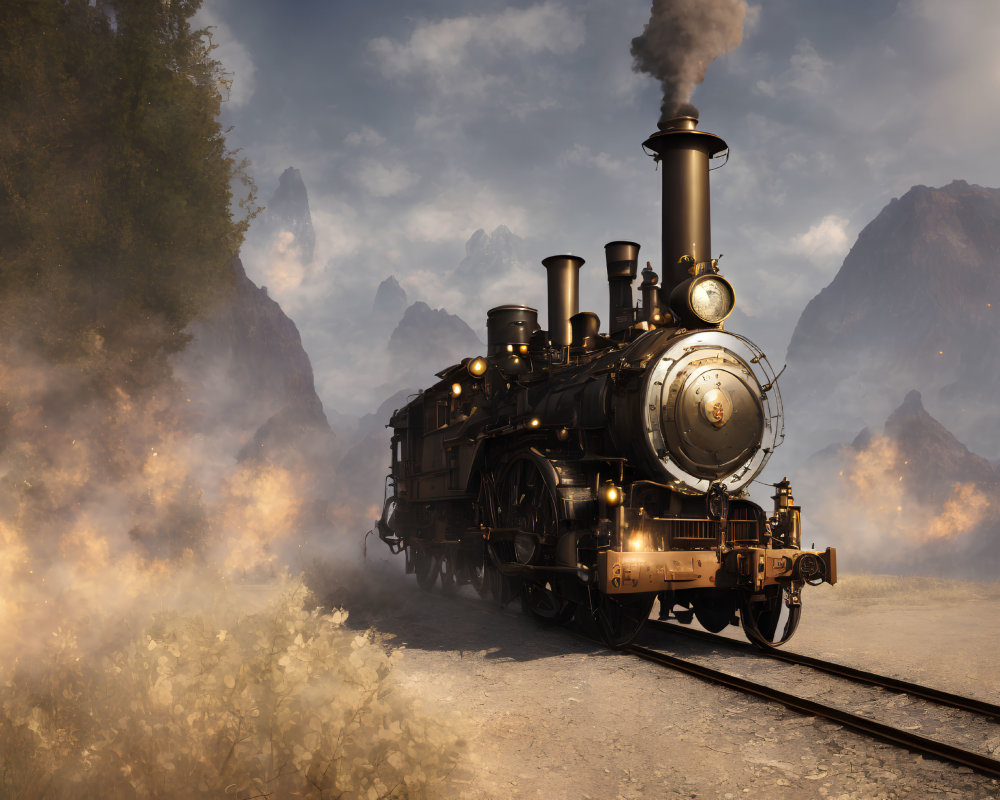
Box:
(461, 548, 487, 596)
(496, 454, 575, 624)
(439, 545, 459, 595)
(411, 547, 439, 591)
(522, 580, 575, 625)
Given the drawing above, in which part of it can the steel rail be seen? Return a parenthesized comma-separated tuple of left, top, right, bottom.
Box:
(624, 641, 1000, 779)
(647, 619, 1000, 720)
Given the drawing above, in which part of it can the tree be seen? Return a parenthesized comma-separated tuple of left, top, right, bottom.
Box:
(0, 0, 257, 375)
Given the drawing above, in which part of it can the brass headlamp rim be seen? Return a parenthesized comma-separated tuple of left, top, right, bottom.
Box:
(669, 273, 736, 326)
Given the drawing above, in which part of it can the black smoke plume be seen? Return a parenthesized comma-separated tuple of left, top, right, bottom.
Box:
(631, 0, 748, 126)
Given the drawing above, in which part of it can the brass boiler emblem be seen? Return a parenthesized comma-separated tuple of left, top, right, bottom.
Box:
(700, 386, 732, 428)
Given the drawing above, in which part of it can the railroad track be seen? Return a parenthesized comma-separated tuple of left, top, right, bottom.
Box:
(379, 576, 1000, 779)
(624, 618, 1000, 779)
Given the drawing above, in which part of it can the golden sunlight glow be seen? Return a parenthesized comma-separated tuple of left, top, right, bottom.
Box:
(837, 436, 992, 544)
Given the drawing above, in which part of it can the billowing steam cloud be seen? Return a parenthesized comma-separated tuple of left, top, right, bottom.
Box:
(631, 0, 748, 125)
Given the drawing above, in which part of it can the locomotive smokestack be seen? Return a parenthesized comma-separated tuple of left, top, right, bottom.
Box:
(604, 241, 640, 335)
(542, 254, 584, 347)
(643, 115, 727, 292)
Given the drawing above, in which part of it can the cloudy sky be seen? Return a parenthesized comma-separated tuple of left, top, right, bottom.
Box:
(196, 0, 1000, 417)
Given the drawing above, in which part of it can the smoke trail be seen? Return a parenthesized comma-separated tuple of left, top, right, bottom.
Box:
(631, 0, 748, 125)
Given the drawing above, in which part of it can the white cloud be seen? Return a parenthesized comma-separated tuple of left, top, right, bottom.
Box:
(558, 143, 629, 178)
(789, 215, 851, 268)
(353, 158, 420, 198)
(371, 3, 584, 79)
(194, 6, 256, 108)
(368, 2, 585, 114)
(753, 39, 830, 100)
(401, 182, 531, 244)
(344, 126, 387, 148)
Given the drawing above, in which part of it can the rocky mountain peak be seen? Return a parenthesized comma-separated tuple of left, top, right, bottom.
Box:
(387, 302, 482, 381)
(782, 180, 1000, 463)
(881, 389, 999, 500)
(256, 167, 316, 265)
(373, 275, 407, 317)
(798, 387, 1000, 577)
(453, 225, 525, 289)
(789, 180, 1000, 363)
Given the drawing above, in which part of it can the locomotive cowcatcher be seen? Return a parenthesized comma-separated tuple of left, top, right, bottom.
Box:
(374, 116, 837, 648)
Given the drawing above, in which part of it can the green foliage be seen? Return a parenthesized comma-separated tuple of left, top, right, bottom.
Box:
(0, 574, 462, 799)
(0, 0, 257, 366)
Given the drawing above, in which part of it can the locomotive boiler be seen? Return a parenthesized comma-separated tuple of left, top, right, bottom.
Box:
(374, 116, 836, 648)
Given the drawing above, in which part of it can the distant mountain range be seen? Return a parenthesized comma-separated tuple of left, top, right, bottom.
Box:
(452, 225, 525, 294)
(175, 256, 335, 479)
(387, 301, 483, 380)
(782, 180, 1000, 465)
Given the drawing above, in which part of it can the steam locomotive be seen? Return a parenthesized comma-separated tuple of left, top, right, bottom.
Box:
(374, 116, 836, 648)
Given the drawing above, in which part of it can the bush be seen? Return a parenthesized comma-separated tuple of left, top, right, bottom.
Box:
(0, 574, 462, 799)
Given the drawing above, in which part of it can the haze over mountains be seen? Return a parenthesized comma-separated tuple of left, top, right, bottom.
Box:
(236, 165, 1000, 556)
(798, 391, 1000, 577)
(782, 180, 1000, 466)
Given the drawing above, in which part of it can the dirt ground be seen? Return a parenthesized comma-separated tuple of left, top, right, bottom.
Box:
(352, 564, 1000, 800)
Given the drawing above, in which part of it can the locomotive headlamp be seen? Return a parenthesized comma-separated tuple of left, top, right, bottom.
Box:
(529, 417, 541, 428)
(602, 482, 623, 507)
(519, 344, 528, 353)
(469, 357, 487, 376)
(690, 275, 734, 323)
(669, 274, 735, 326)
(451, 383, 462, 397)
(507, 344, 514, 352)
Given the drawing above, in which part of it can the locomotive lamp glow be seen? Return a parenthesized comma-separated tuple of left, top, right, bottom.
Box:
(602, 482, 623, 507)
(373, 115, 836, 649)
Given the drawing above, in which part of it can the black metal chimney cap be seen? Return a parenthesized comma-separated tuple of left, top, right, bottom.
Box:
(604, 241, 640, 281)
(541, 254, 585, 269)
(643, 117, 727, 158)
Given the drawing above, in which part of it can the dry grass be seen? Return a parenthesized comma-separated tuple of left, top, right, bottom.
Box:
(0, 572, 462, 799)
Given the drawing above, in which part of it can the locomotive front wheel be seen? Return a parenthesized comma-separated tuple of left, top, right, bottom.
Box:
(739, 585, 802, 648)
(592, 592, 656, 648)
(412, 548, 439, 592)
(691, 590, 738, 633)
(522, 580, 576, 625)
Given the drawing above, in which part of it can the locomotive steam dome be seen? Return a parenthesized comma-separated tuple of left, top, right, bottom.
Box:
(641, 329, 782, 494)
